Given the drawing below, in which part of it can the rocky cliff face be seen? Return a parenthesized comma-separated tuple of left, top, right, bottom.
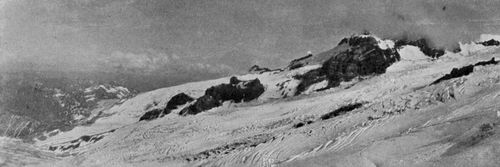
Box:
(293, 35, 400, 95)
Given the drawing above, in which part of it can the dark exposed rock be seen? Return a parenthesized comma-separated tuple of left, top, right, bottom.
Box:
(49, 146, 58, 151)
(90, 136, 104, 143)
(479, 123, 494, 132)
(474, 58, 498, 66)
(179, 77, 265, 116)
(249, 65, 271, 73)
(229, 76, 240, 85)
(73, 134, 104, 143)
(80, 135, 92, 142)
(48, 130, 112, 152)
(293, 122, 305, 128)
(431, 65, 474, 85)
(139, 108, 163, 121)
(288, 54, 313, 70)
(294, 35, 400, 95)
(478, 39, 500, 46)
(293, 69, 326, 94)
(183, 134, 273, 162)
(321, 103, 364, 120)
(205, 77, 263, 102)
(61, 143, 80, 151)
(211, 77, 265, 102)
(164, 93, 194, 113)
(179, 96, 221, 116)
(322, 38, 399, 84)
(431, 58, 498, 85)
(292, 120, 314, 129)
(395, 38, 445, 58)
(138, 93, 194, 121)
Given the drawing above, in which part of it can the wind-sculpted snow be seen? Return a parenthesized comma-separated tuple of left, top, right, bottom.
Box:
(23, 33, 500, 167)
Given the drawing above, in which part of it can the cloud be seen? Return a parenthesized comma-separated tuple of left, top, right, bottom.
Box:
(102, 50, 170, 72)
(0, 0, 13, 40)
(3, 0, 500, 75)
(93, 48, 237, 75)
(0, 49, 15, 70)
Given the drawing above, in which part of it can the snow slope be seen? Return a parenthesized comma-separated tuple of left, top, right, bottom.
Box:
(28, 35, 500, 167)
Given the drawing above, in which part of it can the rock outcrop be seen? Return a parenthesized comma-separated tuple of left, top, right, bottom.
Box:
(48, 129, 114, 152)
(478, 39, 500, 46)
(248, 65, 271, 74)
(293, 35, 400, 95)
(179, 77, 265, 116)
(288, 54, 314, 70)
(474, 57, 498, 66)
(431, 58, 498, 85)
(249, 65, 283, 74)
(163, 93, 194, 114)
(139, 108, 163, 121)
(139, 93, 194, 121)
(320, 103, 364, 120)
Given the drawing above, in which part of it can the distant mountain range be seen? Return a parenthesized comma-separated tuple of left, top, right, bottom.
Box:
(0, 71, 136, 140)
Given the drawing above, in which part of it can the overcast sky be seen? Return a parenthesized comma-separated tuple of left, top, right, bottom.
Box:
(1, 0, 500, 73)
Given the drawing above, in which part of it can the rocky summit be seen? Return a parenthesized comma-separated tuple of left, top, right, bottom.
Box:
(292, 35, 401, 95)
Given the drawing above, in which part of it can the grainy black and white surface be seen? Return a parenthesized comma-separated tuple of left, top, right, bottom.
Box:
(2, 0, 500, 166)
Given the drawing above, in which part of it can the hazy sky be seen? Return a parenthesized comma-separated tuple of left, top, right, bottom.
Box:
(1, 0, 500, 73)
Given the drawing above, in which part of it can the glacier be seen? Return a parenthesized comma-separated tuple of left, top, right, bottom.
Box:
(5, 34, 500, 167)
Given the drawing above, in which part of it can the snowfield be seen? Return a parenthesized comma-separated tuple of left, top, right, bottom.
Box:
(25, 35, 500, 167)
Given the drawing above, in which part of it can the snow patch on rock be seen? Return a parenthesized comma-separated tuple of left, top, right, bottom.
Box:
(359, 34, 395, 50)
